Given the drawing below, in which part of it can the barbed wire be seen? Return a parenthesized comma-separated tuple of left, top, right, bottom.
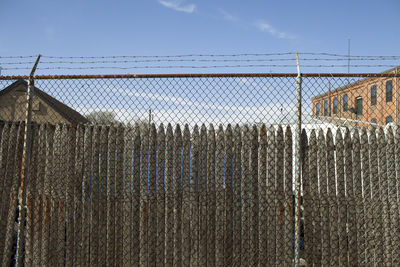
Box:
(2, 57, 400, 66)
(1, 64, 399, 71)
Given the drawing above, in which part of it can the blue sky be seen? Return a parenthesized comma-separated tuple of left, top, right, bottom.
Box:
(1, 0, 400, 74)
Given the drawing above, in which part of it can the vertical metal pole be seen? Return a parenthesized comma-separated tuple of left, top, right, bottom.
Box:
(395, 67, 398, 124)
(294, 52, 302, 267)
(15, 55, 41, 267)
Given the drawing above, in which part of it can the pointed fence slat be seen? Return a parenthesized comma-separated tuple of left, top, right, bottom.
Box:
(98, 126, 109, 266)
(240, 125, 250, 266)
(393, 127, 400, 265)
(2, 123, 24, 267)
(318, 129, 329, 266)
(370, 129, 384, 263)
(233, 125, 242, 266)
(139, 124, 149, 267)
(353, 130, 365, 266)
(335, 129, 347, 266)
(199, 125, 208, 266)
(190, 125, 200, 266)
(42, 124, 55, 267)
(147, 124, 157, 267)
(249, 125, 259, 266)
(387, 127, 399, 265)
(283, 126, 293, 266)
(156, 125, 166, 267)
(344, 129, 358, 265)
(173, 125, 182, 266)
(182, 124, 191, 266)
(275, 126, 285, 266)
(206, 125, 216, 267)
(378, 128, 392, 266)
(164, 124, 174, 266)
(114, 126, 124, 266)
(301, 129, 310, 265)
(266, 126, 276, 266)
(90, 126, 100, 267)
(327, 129, 339, 267)
(360, 129, 372, 265)
(258, 125, 267, 265)
(107, 126, 116, 267)
(215, 125, 225, 267)
(0, 123, 11, 263)
(131, 125, 141, 266)
(24, 123, 38, 267)
(122, 126, 133, 267)
(33, 125, 46, 267)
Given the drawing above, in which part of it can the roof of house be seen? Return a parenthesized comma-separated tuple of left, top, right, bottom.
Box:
(0, 79, 89, 124)
(312, 66, 400, 101)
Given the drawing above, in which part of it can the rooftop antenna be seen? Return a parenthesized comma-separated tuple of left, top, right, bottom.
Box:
(347, 38, 351, 84)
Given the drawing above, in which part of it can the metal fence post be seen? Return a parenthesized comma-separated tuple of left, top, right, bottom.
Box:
(15, 55, 41, 267)
(294, 53, 302, 267)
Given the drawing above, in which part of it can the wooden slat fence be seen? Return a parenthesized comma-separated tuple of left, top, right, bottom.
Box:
(0, 122, 400, 266)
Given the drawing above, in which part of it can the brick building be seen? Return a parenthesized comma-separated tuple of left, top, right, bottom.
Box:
(312, 67, 399, 127)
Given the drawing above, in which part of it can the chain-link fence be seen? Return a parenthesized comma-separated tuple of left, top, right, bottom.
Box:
(0, 71, 399, 266)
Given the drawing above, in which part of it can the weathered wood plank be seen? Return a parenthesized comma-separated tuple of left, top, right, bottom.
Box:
(131, 124, 141, 266)
(284, 126, 293, 266)
(249, 125, 259, 266)
(164, 124, 174, 266)
(275, 126, 284, 266)
(335, 129, 347, 266)
(115, 125, 125, 266)
(206, 124, 216, 267)
(122, 126, 133, 267)
(258, 125, 267, 266)
(42, 124, 55, 267)
(190, 125, 200, 267)
(353, 129, 365, 266)
(360, 128, 372, 265)
(232, 124, 242, 266)
(215, 125, 225, 267)
(387, 127, 399, 266)
(327, 129, 339, 267)
(302, 129, 312, 266)
(2, 123, 23, 267)
(139, 124, 149, 267)
(344, 129, 357, 266)
(107, 126, 116, 267)
(370, 129, 384, 264)
(182, 124, 191, 266)
(318, 129, 329, 266)
(240, 125, 250, 266)
(173, 125, 182, 266)
(378, 128, 391, 266)
(266, 126, 276, 266)
(33, 125, 46, 267)
(147, 124, 157, 267)
(199, 124, 208, 266)
(98, 126, 109, 266)
(156, 124, 166, 267)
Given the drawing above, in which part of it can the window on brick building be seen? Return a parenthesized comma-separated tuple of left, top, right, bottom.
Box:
(333, 97, 338, 114)
(386, 81, 393, 102)
(324, 100, 328, 116)
(386, 116, 393, 124)
(343, 94, 348, 111)
(315, 103, 320, 116)
(355, 97, 363, 116)
(371, 85, 377, 105)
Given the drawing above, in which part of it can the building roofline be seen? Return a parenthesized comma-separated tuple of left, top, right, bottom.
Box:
(312, 66, 400, 101)
(0, 79, 88, 123)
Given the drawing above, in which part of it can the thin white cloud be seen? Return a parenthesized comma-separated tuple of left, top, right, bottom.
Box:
(219, 9, 238, 22)
(255, 20, 295, 39)
(158, 0, 196, 13)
